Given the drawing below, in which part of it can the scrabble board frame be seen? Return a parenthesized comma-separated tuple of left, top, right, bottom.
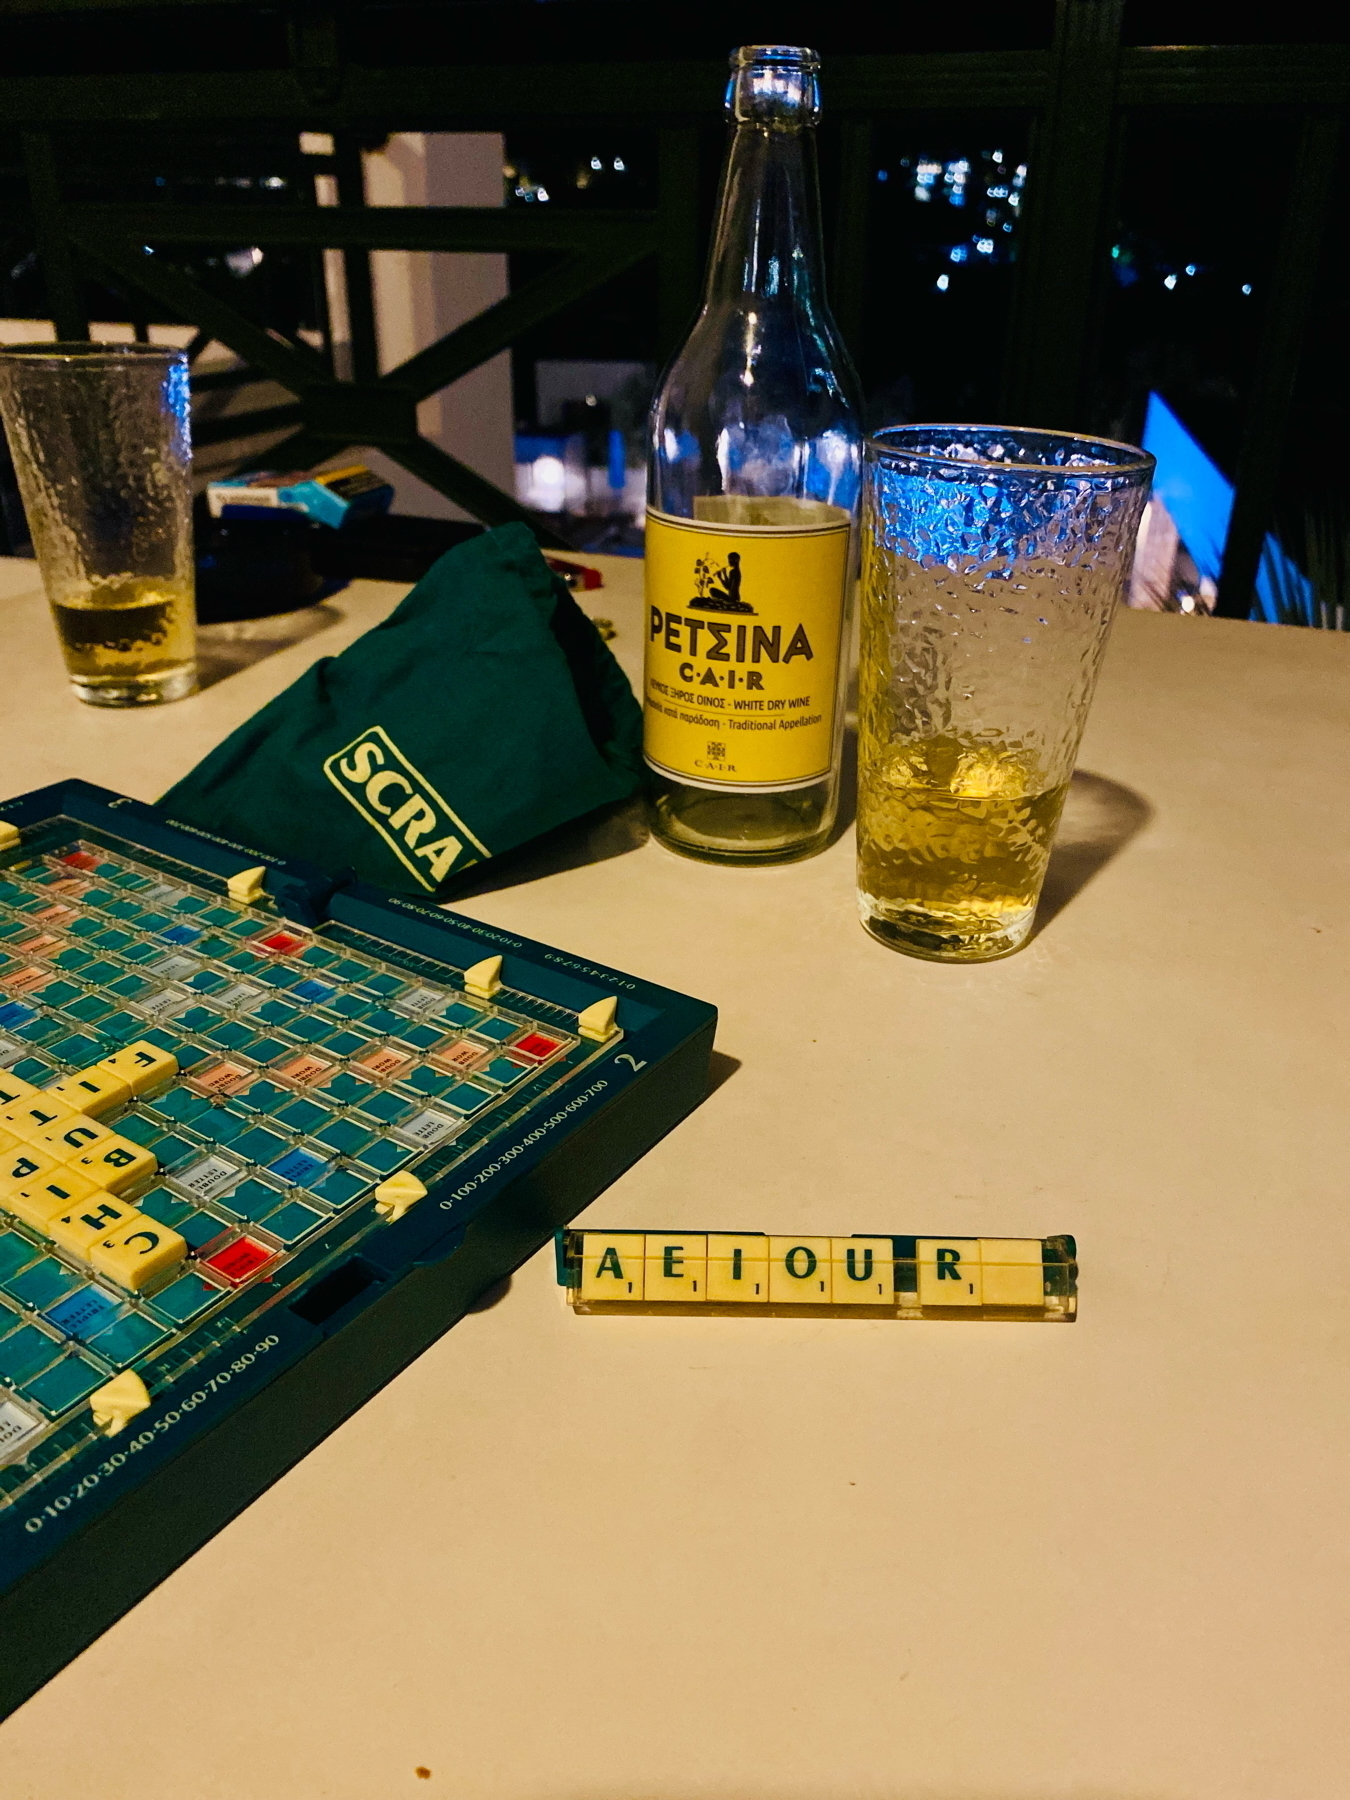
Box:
(0, 780, 716, 1719)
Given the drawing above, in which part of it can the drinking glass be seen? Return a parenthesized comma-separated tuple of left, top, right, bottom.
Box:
(857, 425, 1153, 961)
(0, 343, 197, 706)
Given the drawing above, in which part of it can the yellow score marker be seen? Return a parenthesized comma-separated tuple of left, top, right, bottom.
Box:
(373, 1171, 426, 1223)
(0, 820, 20, 851)
(90, 1372, 151, 1437)
(463, 955, 502, 1000)
(226, 865, 268, 905)
(577, 996, 619, 1042)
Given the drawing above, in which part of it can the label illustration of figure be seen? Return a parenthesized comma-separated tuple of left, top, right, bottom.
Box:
(688, 549, 755, 614)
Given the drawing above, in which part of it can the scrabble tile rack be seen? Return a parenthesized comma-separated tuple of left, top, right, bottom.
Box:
(0, 780, 716, 1720)
(558, 1230, 1078, 1318)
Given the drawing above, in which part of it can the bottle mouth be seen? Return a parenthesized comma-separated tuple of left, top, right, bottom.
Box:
(726, 44, 821, 126)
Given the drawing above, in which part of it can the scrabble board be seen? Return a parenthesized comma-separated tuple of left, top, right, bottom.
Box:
(0, 780, 715, 1719)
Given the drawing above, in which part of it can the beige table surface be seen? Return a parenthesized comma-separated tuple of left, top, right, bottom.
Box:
(0, 553, 1346, 1800)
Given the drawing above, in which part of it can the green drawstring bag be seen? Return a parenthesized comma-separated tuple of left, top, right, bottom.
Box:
(159, 523, 643, 896)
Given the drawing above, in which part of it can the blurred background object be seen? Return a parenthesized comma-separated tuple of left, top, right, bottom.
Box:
(0, 2, 1344, 621)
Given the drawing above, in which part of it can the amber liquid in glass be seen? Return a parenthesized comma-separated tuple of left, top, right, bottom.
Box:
(855, 734, 1069, 961)
(50, 574, 197, 705)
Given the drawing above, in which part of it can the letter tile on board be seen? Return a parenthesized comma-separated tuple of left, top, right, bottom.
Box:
(48, 1192, 141, 1259)
(7, 1168, 100, 1232)
(705, 1234, 770, 1303)
(33, 1112, 111, 1161)
(45, 1066, 131, 1118)
(768, 1236, 833, 1305)
(829, 1237, 893, 1305)
(0, 1072, 37, 1110)
(0, 1093, 78, 1143)
(979, 1239, 1045, 1307)
(99, 1040, 178, 1098)
(88, 1215, 186, 1292)
(578, 1232, 645, 1302)
(643, 1234, 707, 1302)
(0, 1143, 60, 1198)
(67, 1134, 158, 1198)
(917, 1239, 982, 1307)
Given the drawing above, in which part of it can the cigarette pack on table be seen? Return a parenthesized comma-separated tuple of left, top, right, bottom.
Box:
(206, 464, 394, 529)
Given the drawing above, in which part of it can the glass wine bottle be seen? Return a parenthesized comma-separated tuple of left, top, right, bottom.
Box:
(644, 44, 862, 864)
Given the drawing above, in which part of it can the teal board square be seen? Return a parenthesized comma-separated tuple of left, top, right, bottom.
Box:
(108, 973, 153, 1000)
(39, 980, 83, 1007)
(363, 1008, 405, 1036)
(328, 994, 366, 1021)
(50, 948, 93, 972)
(354, 1137, 414, 1175)
(224, 1178, 286, 1222)
(237, 1036, 290, 1064)
(0, 1321, 60, 1384)
(173, 895, 207, 914)
(485, 1058, 527, 1085)
(64, 995, 113, 1024)
(150, 1272, 219, 1324)
(393, 1022, 443, 1051)
(153, 1134, 200, 1171)
(227, 919, 266, 938)
(194, 934, 236, 958)
(134, 912, 169, 933)
(360, 973, 404, 998)
(285, 1017, 331, 1045)
(86, 1312, 169, 1366)
(258, 966, 302, 990)
(121, 941, 164, 965)
(5, 1257, 82, 1313)
(309, 1168, 373, 1208)
(187, 970, 229, 994)
(104, 901, 146, 923)
(139, 1187, 195, 1228)
(91, 928, 136, 953)
(151, 1087, 211, 1127)
(252, 1001, 297, 1029)
(403, 1066, 453, 1100)
(355, 1090, 415, 1126)
(178, 1007, 219, 1033)
(204, 1021, 254, 1052)
(193, 1105, 249, 1143)
(332, 958, 371, 982)
(200, 908, 239, 928)
(300, 946, 340, 969)
(276, 1098, 328, 1135)
(471, 1017, 518, 1044)
(322, 1072, 375, 1106)
(315, 1118, 374, 1157)
(21, 1354, 103, 1414)
(178, 1210, 229, 1250)
(261, 1201, 323, 1245)
(47, 1032, 104, 1063)
(112, 1112, 166, 1147)
(439, 1003, 480, 1028)
(10, 1057, 54, 1084)
(222, 950, 264, 971)
(66, 917, 104, 940)
(141, 1031, 208, 1068)
(322, 1031, 370, 1059)
(443, 1081, 492, 1114)
(100, 1010, 151, 1045)
(231, 1126, 287, 1165)
(81, 959, 122, 985)
(0, 1232, 38, 1282)
(233, 1079, 289, 1114)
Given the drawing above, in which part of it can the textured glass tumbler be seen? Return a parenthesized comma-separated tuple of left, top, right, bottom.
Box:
(0, 344, 197, 706)
(857, 426, 1153, 962)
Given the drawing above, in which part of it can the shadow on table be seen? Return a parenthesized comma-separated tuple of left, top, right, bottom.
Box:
(1031, 768, 1152, 939)
(195, 602, 344, 690)
(444, 794, 649, 901)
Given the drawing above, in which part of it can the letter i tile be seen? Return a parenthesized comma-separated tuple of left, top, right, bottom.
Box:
(705, 1234, 769, 1303)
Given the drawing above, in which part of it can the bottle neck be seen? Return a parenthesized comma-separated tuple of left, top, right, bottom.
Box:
(703, 123, 826, 309)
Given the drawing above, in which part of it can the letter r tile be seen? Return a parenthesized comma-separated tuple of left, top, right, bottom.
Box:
(917, 1238, 982, 1307)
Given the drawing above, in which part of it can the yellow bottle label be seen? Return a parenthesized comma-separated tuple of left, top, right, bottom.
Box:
(643, 500, 851, 792)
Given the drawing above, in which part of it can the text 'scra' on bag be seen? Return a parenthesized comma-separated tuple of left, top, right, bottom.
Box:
(158, 524, 644, 897)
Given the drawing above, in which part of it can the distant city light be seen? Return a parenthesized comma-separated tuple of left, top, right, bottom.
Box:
(537, 187, 550, 202)
(975, 237, 994, 255)
(1164, 273, 1178, 289)
(949, 244, 969, 263)
(1242, 283, 1253, 295)
(613, 158, 625, 172)
(936, 274, 950, 291)
(262, 176, 286, 189)
(590, 157, 602, 171)
(993, 149, 1004, 162)
(877, 168, 889, 181)
(1111, 245, 1121, 259)
(1184, 263, 1197, 277)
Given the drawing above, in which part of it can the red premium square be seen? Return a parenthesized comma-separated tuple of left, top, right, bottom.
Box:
(204, 1237, 273, 1283)
(257, 932, 305, 956)
(514, 1033, 561, 1061)
(60, 851, 99, 871)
